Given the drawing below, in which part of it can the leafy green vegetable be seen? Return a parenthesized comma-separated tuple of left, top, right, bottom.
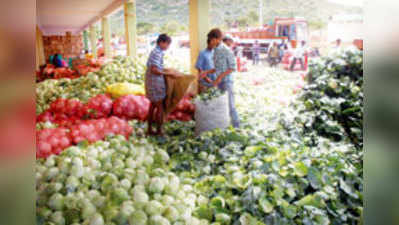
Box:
(195, 87, 224, 102)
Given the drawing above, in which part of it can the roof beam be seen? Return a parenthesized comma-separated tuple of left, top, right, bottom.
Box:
(78, 0, 128, 33)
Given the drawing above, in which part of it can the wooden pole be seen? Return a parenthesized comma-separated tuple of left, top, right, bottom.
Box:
(124, 1, 137, 57)
(102, 16, 112, 59)
(89, 25, 98, 59)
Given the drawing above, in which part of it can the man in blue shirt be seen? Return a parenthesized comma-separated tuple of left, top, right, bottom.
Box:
(195, 39, 216, 93)
(199, 29, 240, 128)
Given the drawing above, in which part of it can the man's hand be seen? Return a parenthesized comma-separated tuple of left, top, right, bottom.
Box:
(166, 73, 180, 79)
(204, 77, 212, 83)
(212, 79, 221, 87)
(164, 68, 182, 78)
(199, 71, 208, 79)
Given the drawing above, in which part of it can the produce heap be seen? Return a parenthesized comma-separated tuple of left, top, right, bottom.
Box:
(148, 50, 363, 224)
(279, 49, 363, 150)
(36, 49, 363, 225)
(36, 56, 194, 158)
(36, 56, 188, 115)
(36, 59, 104, 82)
(36, 136, 210, 225)
(152, 121, 362, 225)
(36, 56, 146, 114)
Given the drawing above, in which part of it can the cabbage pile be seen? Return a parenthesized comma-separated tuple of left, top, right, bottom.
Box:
(36, 57, 146, 114)
(36, 135, 211, 225)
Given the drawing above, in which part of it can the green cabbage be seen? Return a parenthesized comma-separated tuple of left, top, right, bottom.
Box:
(49, 193, 64, 211)
(164, 206, 179, 222)
(89, 213, 104, 225)
(50, 211, 65, 225)
(149, 215, 170, 225)
(144, 200, 164, 216)
(129, 210, 148, 225)
(149, 177, 165, 193)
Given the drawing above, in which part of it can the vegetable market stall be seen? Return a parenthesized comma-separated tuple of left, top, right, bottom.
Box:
(36, 47, 363, 224)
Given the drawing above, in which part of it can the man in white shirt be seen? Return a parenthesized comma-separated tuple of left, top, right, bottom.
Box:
(290, 40, 306, 71)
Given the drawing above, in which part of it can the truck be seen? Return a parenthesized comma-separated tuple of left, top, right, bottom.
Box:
(228, 17, 309, 59)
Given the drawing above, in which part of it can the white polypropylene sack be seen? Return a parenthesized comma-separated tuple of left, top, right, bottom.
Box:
(194, 93, 230, 135)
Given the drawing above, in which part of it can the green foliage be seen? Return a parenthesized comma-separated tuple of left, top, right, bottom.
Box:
(137, 22, 156, 35)
(36, 45, 363, 225)
(308, 20, 327, 30)
(211, 0, 362, 30)
(160, 20, 186, 36)
(281, 49, 363, 150)
(195, 87, 224, 102)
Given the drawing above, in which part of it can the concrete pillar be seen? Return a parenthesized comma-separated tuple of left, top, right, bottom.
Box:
(189, 0, 210, 94)
(89, 25, 97, 58)
(124, 1, 137, 57)
(189, 0, 210, 74)
(102, 16, 112, 59)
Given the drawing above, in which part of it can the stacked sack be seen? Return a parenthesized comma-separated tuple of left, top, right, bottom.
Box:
(36, 117, 133, 158)
(168, 96, 195, 121)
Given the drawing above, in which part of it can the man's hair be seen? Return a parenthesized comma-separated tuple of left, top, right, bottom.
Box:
(157, 34, 172, 44)
(207, 38, 211, 45)
(207, 28, 223, 40)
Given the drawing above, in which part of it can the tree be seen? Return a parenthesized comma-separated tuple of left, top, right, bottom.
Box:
(137, 22, 156, 35)
(160, 20, 180, 36)
(308, 20, 326, 30)
(248, 10, 259, 26)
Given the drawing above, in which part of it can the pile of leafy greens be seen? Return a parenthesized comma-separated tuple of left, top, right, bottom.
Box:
(147, 49, 363, 225)
(280, 49, 363, 150)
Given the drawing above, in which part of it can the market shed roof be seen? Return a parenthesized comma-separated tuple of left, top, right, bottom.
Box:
(37, 0, 126, 35)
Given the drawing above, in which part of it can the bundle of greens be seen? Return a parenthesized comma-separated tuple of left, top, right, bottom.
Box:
(195, 88, 224, 102)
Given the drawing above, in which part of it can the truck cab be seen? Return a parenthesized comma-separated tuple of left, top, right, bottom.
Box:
(229, 18, 309, 60)
(274, 18, 308, 43)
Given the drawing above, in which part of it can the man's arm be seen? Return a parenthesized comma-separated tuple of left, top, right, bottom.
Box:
(213, 69, 234, 86)
(150, 66, 179, 77)
(197, 69, 203, 79)
(198, 69, 213, 83)
(199, 69, 216, 78)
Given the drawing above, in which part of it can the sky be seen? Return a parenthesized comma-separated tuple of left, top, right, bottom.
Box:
(328, 0, 364, 7)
